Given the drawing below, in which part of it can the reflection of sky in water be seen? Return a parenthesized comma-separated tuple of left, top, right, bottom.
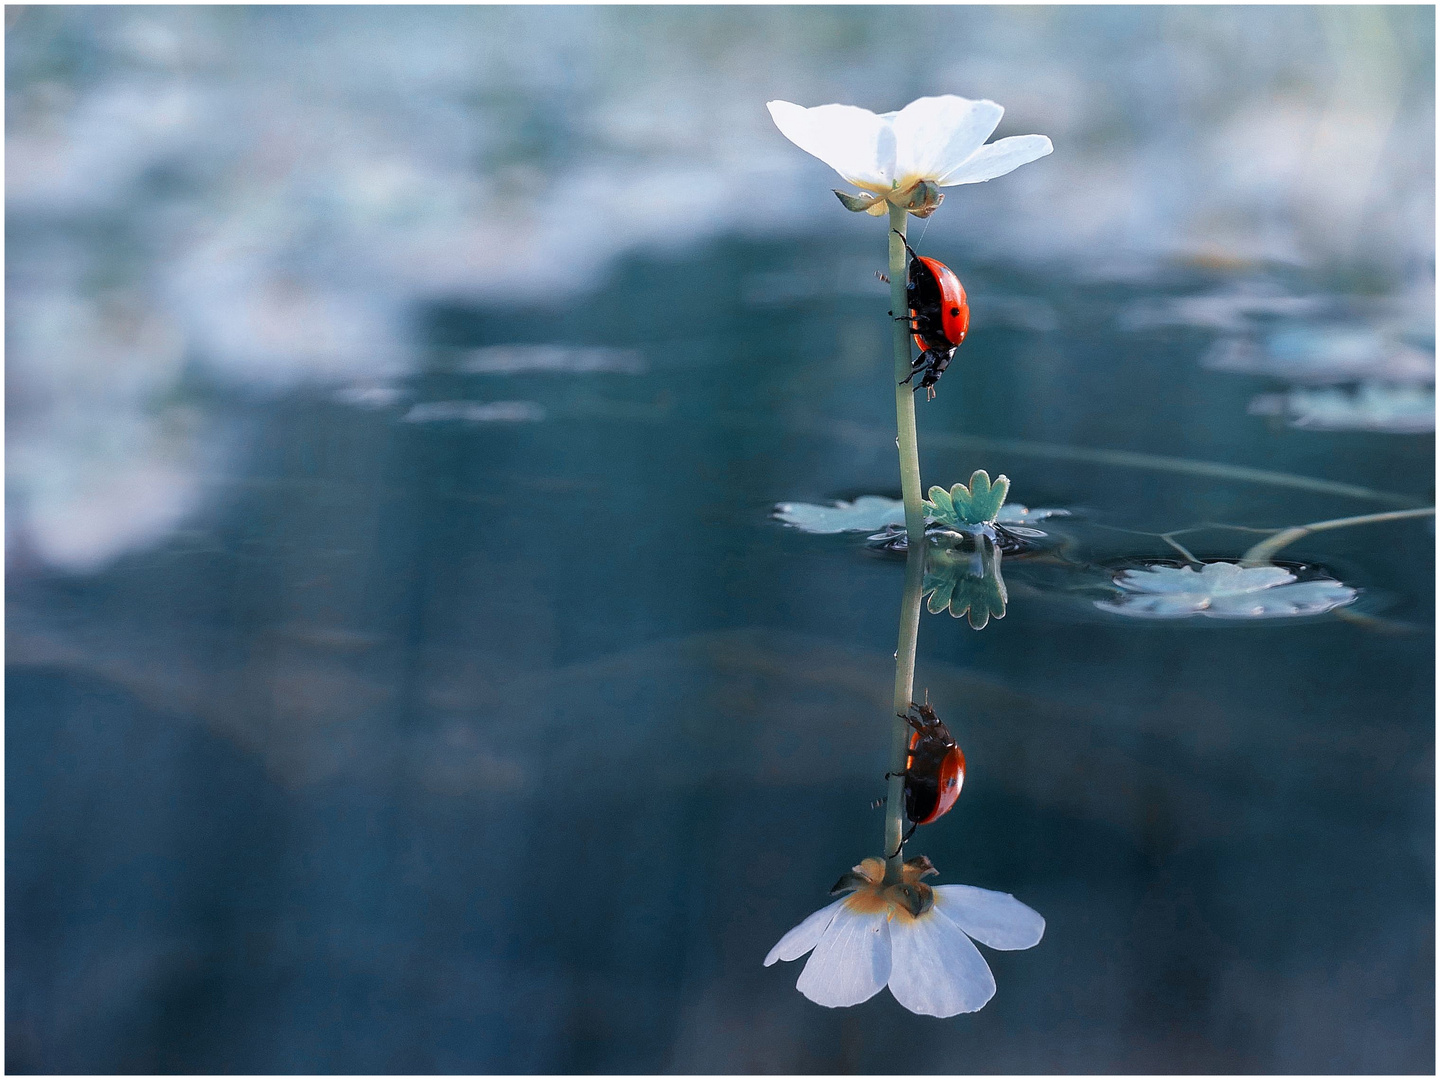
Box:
(5, 6, 1435, 1074)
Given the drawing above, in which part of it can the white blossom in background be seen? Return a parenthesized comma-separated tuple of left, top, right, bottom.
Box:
(765, 857, 1044, 1017)
(767, 95, 1052, 216)
(1096, 561, 1358, 619)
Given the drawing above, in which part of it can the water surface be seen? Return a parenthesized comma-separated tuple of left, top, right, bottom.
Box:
(8, 234, 1434, 1072)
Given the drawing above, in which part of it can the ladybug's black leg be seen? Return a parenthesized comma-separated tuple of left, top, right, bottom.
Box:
(887, 821, 919, 860)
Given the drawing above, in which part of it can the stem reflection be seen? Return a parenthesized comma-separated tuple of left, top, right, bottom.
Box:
(883, 540, 926, 883)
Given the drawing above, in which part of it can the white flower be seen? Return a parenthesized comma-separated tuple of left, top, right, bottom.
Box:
(764, 856, 1044, 1017)
(767, 95, 1052, 215)
(1096, 561, 1358, 619)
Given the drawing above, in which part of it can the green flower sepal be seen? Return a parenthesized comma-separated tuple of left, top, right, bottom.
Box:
(833, 179, 945, 218)
(925, 470, 1011, 528)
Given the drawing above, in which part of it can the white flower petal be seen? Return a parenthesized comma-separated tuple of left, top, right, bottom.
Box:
(891, 95, 1003, 184)
(764, 896, 846, 966)
(767, 100, 895, 188)
(887, 911, 996, 1017)
(934, 884, 1046, 951)
(936, 134, 1054, 186)
(794, 903, 892, 1007)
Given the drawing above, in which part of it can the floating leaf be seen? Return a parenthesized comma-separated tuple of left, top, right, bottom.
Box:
(773, 496, 906, 534)
(1095, 561, 1357, 620)
(778, 493, 1064, 536)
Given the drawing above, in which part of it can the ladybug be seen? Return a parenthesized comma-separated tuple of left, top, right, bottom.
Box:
(894, 232, 969, 400)
(888, 698, 966, 853)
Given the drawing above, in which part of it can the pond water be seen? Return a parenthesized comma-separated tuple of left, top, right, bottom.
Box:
(7, 231, 1433, 1072)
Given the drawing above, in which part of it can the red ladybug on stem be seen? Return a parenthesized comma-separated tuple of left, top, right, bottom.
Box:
(893, 232, 969, 400)
(888, 697, 966, 854)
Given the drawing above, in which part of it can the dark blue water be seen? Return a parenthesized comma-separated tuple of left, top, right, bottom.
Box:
(7, 233, 1434, 1072)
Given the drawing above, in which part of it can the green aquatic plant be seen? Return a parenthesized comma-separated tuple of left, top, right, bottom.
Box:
(765, 95, 1050, 1016)
(924, 469, 1011, 528)
(1239, 506, 1436, 566)
(768, 95, 1052, 548)
(772, 493, 1064, 535)
(923, 534, 1007, 629)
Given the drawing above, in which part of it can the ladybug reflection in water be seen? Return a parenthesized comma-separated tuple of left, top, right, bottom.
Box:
(888, 698, 966, 854)
(893, 232, 969, 399)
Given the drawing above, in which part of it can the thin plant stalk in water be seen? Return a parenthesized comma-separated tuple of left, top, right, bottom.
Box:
(888, 204, 926, 545)
(1239, 506, 1436, 566)
(884, 541, 926, 882)
(764, 96, 1052, 1015)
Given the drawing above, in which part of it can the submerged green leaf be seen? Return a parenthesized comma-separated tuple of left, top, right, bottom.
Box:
(922, 533, 1008, 629)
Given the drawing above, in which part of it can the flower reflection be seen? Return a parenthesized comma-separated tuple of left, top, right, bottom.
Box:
(1096, 561, 1357, 619)
(923, 534, 1008, 629)
(765, 856, 1044, 1017)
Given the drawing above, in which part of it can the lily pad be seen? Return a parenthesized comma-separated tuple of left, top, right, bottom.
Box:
(774, 494, 1068, 535)
(1095, 561, 1357, 620)
(773, 496, 908, 534)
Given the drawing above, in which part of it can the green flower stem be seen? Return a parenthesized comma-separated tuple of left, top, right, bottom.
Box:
(1238, 506, 1436, 566)
(888, 203, 926, 546)
(884, 540, 926, 884)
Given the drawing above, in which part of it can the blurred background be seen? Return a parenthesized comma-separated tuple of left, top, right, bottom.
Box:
(6, 5, 1434, 1074)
